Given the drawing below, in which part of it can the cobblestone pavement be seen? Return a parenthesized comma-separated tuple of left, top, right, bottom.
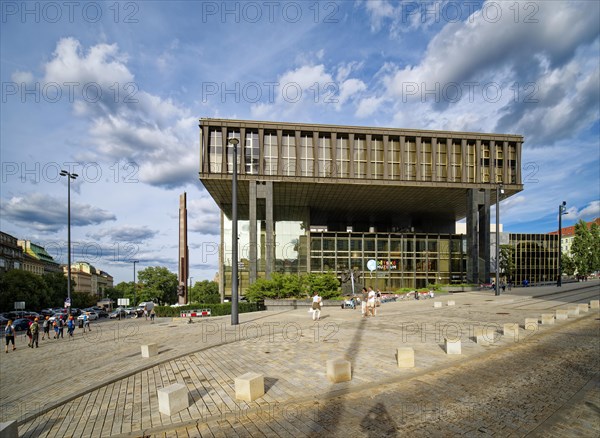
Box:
(1, 281, 598, 437)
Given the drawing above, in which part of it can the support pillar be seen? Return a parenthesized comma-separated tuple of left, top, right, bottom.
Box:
(249, 181, 258, 284)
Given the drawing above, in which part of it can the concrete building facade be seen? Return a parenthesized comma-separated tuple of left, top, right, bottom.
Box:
(199, 118, 524, 293)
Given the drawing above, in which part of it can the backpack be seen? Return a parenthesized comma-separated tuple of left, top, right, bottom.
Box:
(5, 325, 13, 336)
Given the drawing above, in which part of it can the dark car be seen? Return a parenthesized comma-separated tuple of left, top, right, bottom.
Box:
(109, 309, 128, 319)
(12, 318, 31, 331)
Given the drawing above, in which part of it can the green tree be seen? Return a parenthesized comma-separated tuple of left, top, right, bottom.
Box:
(571, 220, 594, 276)
(244, 273, 340, 301)
(303, 272, 341, 299)
(590, 223, 600, 273)
(0, 270, 48, 311)
(189, 280, 220, 304)
(71, 291, 97, 308)
(137, 266, 178, 305)
(561, 253, 576, 276)
(499, 244, 515, 282)
(41, 272, 69, 308)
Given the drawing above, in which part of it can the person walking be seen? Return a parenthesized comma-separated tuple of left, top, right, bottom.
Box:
(367, 286, 377, 317)
(360, 287, 368, 318)
(41, 316, 50, 340)
(53, 319, 59, 339)
(67, 316, 75, 339)
(4, 320, 16, 353)
(150, 308, 156, 323)
(57, 317, 65, 339)
(82, 313, 90, 333)
(311, 291, 322, 321)
(30, 318, 40, 348)
(26, 321, 33, 347)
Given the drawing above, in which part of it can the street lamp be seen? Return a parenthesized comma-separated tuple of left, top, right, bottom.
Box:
(60, 170, 78, 314)
(495, 184, 504, 296)
(133, 260, 139, 305)
(228, 137, 240, 325)
(557, 201, 568, 287)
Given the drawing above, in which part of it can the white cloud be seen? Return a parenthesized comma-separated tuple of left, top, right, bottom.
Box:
(11, 70, 34, 83)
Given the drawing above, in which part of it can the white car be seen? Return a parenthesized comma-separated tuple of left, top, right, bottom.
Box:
(77, 311, 98, 321)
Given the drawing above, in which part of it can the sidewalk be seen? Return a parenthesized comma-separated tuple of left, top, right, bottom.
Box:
(1, 281, 598, 437)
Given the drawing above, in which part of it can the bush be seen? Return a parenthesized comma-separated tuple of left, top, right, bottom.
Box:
(154, 302, 261, 317)
(245, 272, 341, 301)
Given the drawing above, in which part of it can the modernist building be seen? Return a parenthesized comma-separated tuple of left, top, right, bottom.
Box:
(199, 118, 524, 293)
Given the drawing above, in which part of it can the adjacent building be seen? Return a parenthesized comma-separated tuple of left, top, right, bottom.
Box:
(199, 118, 525, 294)
(549, 217, 600, 255)
(0, 232, 23, 273)
(18, 240, 61, 274)
(63, 261, 114, 298)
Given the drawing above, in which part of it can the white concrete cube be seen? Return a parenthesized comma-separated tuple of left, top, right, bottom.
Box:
(541, 314, 554, 325)
(578, 303, 589, 313)
(590, 300, 599, 309)
(397, 347, 415, 368)
(235, 372, 265, 402)
(567, 306, 580, 316)
(445, 338, 461, 354)
(433, 302, 442, 308)
(555, 309, 569, 320)
(141, 344, 158, 358)
(474, 327, 496, 344)
(447, 300, 455, 306)
(158, 383, 189, 416)
(0, 420, 18, 438)
(326, 358, 352, 383)
(524, 318, 538, 331)
(503, 323, 519, 341)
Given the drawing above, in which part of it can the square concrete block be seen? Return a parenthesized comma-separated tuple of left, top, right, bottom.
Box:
(590, 300, 599, 309)
(0, 420, 18, 438)
(447, 300, 455, 306)
(445, 338, 461, 354)
(433, 302, 442, 308)
(235, 372, 265, 402)
(555, 309, 569, 320)
(524, 318, 538, 331)
(326, 358, 352, 383)
(578, 303, 589, 313)
(397, 347, 415, 368)
(158, 383, 189, 416)
(503, 323, 519, 340)
(141, 344, 158, 358)
(541, 314, 554, 325)
(567, 306, 580, 316)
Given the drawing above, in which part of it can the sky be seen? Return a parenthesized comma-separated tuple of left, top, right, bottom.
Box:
(1, 0, 599, 286)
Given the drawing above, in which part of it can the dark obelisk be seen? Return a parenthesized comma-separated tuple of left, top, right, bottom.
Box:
(178, 192, 189, 305)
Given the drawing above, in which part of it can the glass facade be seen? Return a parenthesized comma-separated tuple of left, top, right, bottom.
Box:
(509, 233, 559, 285)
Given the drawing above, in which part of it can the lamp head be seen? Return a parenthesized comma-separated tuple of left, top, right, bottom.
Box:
(561, 201, 566, 206)
(228, 137, 239, 146)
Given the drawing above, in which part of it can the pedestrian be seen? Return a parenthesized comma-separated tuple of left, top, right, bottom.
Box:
(67, 316, 75, 338)
(83, 312, 90, 333)
(53, 319, 59, 339)
(30, 318, 39, 348)
(26, 321, 33, 347)
(375, 288, 382, 316)
(360, 287, 368, 317)
(144, 305, 148, 321)
(367, 286, 377, 317)
(150, 308, 156, 323)
(311, 291, 322, 321)
(58, 317, 65, 339)
(41, 316, 50, 340)
(4, 320, 16, 353)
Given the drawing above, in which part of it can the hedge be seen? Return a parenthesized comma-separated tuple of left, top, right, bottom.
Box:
(154, 302, 263, 317)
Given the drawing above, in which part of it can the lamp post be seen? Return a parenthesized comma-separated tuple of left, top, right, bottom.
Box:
(557, 201, 567, 287)
(60, 170, 78, 314)
(228, 137, 240, 325)
(133, 260, 139, 305)
(495, 184, 504, 296)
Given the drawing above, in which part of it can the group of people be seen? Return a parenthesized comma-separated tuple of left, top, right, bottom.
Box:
(308, 286, 382, 321)
(361, 286, 381, 317)
(4, 312, 92, 353)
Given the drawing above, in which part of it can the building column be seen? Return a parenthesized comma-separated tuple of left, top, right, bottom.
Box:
(249, 181, 257, 284)
(265, 181, 274, 279)
(478, 189, 491, 283)
(466, 189, 479, 284)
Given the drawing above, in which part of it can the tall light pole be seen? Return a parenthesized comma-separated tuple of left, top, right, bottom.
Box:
(495, 184, 504, 296)
(60, 170, 78, 314)
(228, 137, 240, 325)
(557, 201, 567, 287)
(133, 260, 139, 305)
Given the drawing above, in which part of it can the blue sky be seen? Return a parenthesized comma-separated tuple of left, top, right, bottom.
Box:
(1, 1, 599, 285)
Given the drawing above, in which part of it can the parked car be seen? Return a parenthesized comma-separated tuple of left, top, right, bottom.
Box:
(49, 312, 68, 322)
(11, 318, 31, 331)
(78, 311, 98, 321)
(87, 307, 109, 318)
(109, 308, 128, 319)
